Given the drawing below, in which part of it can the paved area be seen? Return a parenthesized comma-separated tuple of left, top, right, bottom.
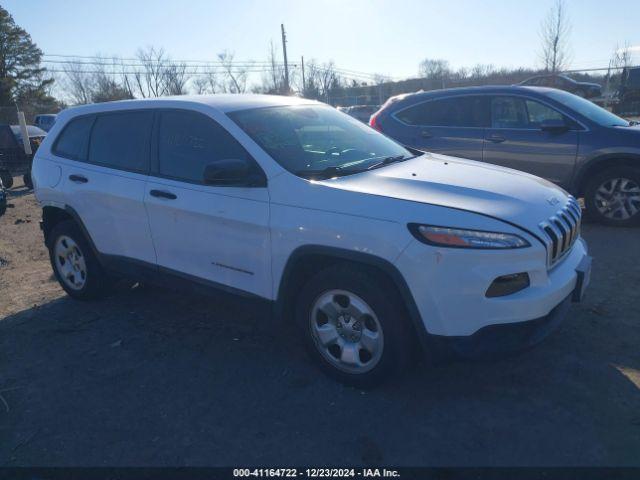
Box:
(1, 177, 639, 466)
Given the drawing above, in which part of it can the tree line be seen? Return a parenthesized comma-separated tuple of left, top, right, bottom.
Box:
(0, 1, 636, 118)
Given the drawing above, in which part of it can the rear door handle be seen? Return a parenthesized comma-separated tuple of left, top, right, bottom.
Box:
(486, 134, 506, 143)
(420, 130, 433, 138)
(149, 189, 177, 200)
(69, 174, 88, 183)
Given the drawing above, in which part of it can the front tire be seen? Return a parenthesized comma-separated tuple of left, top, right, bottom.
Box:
(0, 170, 13, 189)
(295, 265, 412, 388)
(47, 220, 111, 300)
(584, 166, 640, 227)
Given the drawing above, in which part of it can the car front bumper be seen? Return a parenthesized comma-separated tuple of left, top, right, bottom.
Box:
(429, 293, 573, 358)
(396, 236, 591, 341)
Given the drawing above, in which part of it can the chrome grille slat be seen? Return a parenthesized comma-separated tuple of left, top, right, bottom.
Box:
(539, 196, 582, 267)
(552, 217, 568, 251)
(558, 213, 574, 248)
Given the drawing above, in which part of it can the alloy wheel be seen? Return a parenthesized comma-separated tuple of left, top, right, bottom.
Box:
(309, 289, 384, 374)
(594, 177, 640, 220)
(54, 235, 87, 290)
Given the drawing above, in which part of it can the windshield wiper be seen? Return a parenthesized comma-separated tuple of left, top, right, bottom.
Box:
(366, 155, 413, 171)
(295, 165, 368, 180)
(296, 155, 416, 179)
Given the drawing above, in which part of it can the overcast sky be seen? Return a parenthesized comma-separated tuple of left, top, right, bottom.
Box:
(5, 0, 640, 81)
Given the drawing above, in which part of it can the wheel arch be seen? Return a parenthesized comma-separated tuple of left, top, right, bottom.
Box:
(574, 154, 640, 196)
(274, 245, 430, 352)
(42, 205, 100, 258)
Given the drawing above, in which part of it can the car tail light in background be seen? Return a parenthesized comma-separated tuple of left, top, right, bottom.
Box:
(369, 111, 382, 131)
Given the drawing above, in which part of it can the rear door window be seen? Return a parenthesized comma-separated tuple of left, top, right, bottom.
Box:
(88, 111, 153, 172)
(53, 115, 95, 160)
(396, 96, 487, 127)
(157, 110, 253, 184)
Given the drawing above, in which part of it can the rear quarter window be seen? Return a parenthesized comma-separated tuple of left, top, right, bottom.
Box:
(395, 96, 487, 128)
(52, 115, 95, 160)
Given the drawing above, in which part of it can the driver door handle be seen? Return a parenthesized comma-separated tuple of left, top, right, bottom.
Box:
(486, 134, 506, 143)
(420, 130, 433, 139)
(149, 189, 177, 200)
(69, 174, 88, 183)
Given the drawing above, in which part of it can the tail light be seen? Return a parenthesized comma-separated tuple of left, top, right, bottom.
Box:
(369, 111, 382, 132)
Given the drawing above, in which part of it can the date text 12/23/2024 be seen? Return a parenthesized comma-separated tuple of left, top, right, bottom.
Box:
(233, 468, 400, 478)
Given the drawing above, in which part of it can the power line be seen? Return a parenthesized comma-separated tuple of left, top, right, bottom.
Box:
(42, 59, 280, 69)
(45, 68, 288, 75)
(42, 52, 387, 81)
(43, 53, 275, 65)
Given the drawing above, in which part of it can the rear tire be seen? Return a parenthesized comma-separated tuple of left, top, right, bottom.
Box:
(584, 166, 640, 227)
(294, 264, 412, 388)
(0, 170, 13, 189)
(47, 220, 111, 300)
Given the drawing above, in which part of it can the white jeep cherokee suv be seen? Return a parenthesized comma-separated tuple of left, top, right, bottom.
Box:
(32, 95, 591, 387)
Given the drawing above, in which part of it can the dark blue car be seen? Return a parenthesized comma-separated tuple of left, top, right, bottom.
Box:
(371, 86, 640, 226)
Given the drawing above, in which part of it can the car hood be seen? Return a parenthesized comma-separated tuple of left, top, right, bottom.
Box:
(320, 153, 570, 233)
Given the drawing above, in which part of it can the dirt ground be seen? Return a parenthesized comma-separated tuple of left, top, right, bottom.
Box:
(1, 176, 639, 467)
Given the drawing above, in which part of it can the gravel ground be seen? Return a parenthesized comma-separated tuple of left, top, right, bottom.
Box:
(1, 176, 639, 467)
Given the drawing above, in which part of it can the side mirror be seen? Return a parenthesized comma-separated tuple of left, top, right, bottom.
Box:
(540, 118, 569, 133)
(203, 159, 265, 187)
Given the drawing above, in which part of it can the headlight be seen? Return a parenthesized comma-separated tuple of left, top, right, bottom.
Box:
(408, 224, 530, 249)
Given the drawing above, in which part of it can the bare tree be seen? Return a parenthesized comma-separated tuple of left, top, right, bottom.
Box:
(91, 62, 132, 103)
(61, 60, 93, 104)
(257, 41, 286, 94)
(418, 58, 451, 88)
(217, 50, 250, 93)
(163, 61, 189, 95)
(539, 0, 571, 73)
(419, 59, 450, 79)
(316, 61, 340, 102)
(59, 57, 132, 104)
(610, 41, 633, 71)
(604, 42, 634, 103)
(130, 46, 190, 97)
(300, 59, 321, 99)
(133, 46, 169, 98)
(470, 64, 496, 82)
(192, 67, 219, 95)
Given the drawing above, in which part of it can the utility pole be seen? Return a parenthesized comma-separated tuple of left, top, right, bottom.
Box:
(281, 24, 290, 93)
(301, 56, 305, 95)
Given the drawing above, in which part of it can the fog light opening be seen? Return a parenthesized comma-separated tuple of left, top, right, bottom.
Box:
(486, 272, 530, 298)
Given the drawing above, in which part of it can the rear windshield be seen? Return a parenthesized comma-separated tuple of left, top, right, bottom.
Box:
(546, 90, 629, 127)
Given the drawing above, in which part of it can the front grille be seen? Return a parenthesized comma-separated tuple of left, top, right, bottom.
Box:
(539, 196, 582, 267)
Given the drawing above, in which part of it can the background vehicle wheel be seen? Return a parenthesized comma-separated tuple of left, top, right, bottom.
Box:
(23, 172, 33, 189)
(0, 170, 13, 189)
(295, 264, 412, 388)
(47, 220, 111, 300)
(584, 167, 640, 227)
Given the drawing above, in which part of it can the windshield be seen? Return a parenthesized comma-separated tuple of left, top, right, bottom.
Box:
(230, 105, 413, 178)
(546, 90, 629, 127)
